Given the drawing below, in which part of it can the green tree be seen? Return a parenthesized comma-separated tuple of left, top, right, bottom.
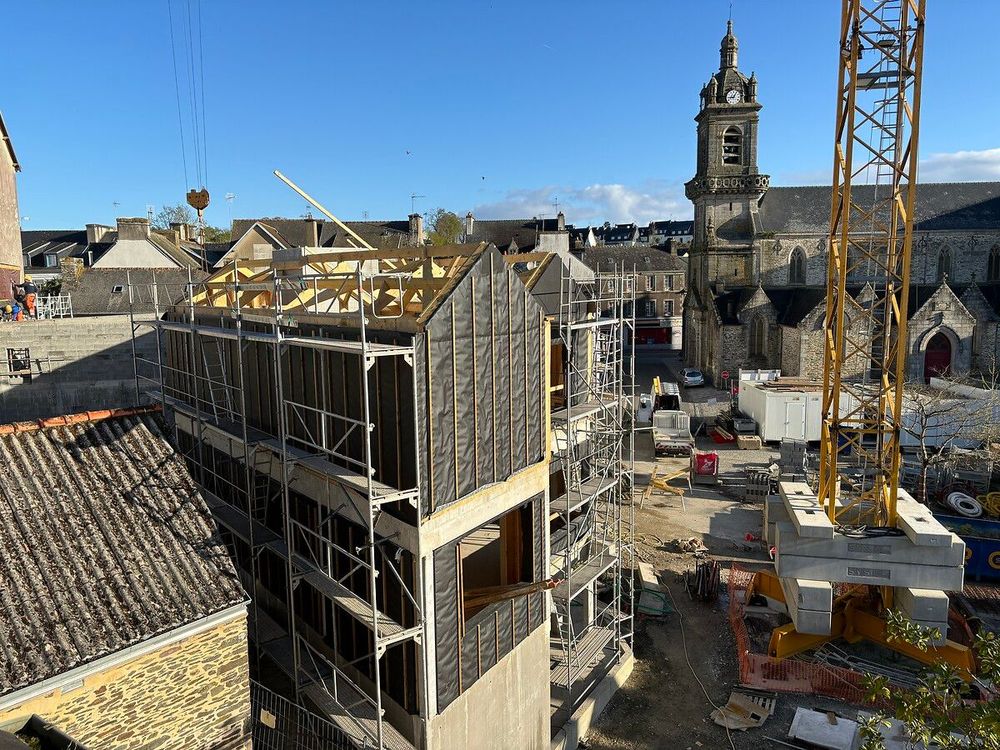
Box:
(859, 611, 1000, 749)
(427, 208, 463, 246)
(203, 225, 231, 243)
(152, 203, 195, 229)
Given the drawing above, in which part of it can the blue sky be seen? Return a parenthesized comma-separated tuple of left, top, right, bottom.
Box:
(3, 1, 999, 229)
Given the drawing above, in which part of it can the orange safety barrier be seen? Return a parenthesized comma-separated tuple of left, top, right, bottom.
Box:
(728, 566, 873, 706)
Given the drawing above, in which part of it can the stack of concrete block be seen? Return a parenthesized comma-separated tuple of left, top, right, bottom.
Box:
(770, 482, 964, 637)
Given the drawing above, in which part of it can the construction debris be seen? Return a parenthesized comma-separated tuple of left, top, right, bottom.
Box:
(684, 560, 720, 601)
(786, 707, 858, 750)
(670, 537, 708, 555)
(709, 691, 775, 730)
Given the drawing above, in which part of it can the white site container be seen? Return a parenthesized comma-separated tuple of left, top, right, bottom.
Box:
(738, 381, 828, 443)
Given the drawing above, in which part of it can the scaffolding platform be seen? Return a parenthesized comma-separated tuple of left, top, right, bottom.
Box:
(303, 680, 415, 750)
(202, 489, 281, 548)
(551, 475, 619, 515)
(551, 398, 618, 423)
(291, 553, 419, 644)
(549, 626, 616, 686)
(552, 550, 618, 602)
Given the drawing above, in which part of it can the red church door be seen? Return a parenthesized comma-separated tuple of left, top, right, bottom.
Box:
(923, 332, 952, 382)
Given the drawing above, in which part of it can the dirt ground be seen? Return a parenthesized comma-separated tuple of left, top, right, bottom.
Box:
(583, 399, 854, 750)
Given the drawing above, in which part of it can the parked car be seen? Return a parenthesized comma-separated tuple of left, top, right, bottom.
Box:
(681, 368, 705, 387)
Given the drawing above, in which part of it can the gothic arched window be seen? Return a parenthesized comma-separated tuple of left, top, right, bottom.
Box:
(722, 126, 742, 165)
(989, 245, 1000, 282)
(749, 316, 767, 356)
(937, 246, 951, 282)
(789, 247, 806, 285)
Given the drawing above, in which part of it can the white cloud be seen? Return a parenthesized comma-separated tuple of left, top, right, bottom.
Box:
(919, 148, 1000, 182)
(472, 180, 690, 225)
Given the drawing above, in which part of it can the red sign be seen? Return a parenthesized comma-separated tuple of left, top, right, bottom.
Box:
(721, 370, 730, 379)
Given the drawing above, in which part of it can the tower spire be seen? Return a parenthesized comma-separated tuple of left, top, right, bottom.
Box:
(721, 19, 738, 70)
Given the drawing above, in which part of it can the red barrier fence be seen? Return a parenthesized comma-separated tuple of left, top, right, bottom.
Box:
(727, 566, 871, 705)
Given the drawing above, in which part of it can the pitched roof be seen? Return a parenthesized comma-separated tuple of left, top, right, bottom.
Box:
(767, 288, 827, 326)
(61, 268, 208, 315)
(466, 219, 542, 252)
(0, 408, 245, 697)
(759, 182, 1000, 234)
(0, 112, 18, 171)
(579, 247, 686, 273)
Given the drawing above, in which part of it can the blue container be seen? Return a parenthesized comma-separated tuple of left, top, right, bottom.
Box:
(936, 514, 1000, 583)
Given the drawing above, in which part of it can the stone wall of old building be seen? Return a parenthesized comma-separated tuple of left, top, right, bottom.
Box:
(757, 235, 827, 288)
(0, 612, 251, 749)
(737, 287, 780, 368)
(910, 232, 1000, 286)
(905, 285, 976, 380)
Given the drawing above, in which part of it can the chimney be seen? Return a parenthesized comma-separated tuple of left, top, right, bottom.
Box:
(60, 257, 85, 280)
(169, 222, 189, 242)
(409, 213, 424, 246)
(304, 217, 319, 247)
(465, 212, 475, 238)
(557, 211, 565, 231)
(86, 223, 113, 244)
(117, 217, 151, 241)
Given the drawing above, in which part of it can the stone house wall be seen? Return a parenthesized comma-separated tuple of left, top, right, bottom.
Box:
(0, 612, 251, 750)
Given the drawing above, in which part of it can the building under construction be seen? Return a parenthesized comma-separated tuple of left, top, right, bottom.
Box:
(128, 229, 635, 749)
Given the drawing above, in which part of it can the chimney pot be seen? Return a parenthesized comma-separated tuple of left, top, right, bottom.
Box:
(169, 222, 189, 242)
(465, 212, 474, 238)
(304, 217, 319, 247)
(557, 211, 565, 231)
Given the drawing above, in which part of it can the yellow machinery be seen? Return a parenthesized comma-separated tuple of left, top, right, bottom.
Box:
(749, 0, 977, 678)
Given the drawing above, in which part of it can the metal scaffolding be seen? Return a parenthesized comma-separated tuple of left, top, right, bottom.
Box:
(550, 262, 636, 708)
(127, 261, 423, 750)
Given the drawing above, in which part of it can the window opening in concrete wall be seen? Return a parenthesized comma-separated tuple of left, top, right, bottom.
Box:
(722, 126, 742, 165)
(6, 348, 31, 382)
(459, 502, 534, 622)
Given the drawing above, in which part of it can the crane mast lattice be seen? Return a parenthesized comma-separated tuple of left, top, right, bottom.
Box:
(818, 0, 926, 527)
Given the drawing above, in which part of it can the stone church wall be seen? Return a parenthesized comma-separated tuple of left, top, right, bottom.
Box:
(905, 292, 976, 380)
(910, 233, 1000, 286)
(758, 236, 827, 287)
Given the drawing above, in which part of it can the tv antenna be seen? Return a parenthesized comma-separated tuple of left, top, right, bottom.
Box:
(410, 193, 425, 213)
(225, 193, 236, 225)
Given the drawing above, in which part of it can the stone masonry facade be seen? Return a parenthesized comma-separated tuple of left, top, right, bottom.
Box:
(0, 614, 251, 749)
(683, 22, 1000, 385)
(0, 113, 20, 293)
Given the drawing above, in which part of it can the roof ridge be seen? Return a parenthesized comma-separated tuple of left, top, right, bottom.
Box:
(0, 405, 162, 435)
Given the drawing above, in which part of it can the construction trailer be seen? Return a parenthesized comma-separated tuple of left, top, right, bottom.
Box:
(128, 240, 636, 749)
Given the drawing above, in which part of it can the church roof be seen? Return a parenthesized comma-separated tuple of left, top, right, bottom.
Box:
(758, 182, 1000, 234)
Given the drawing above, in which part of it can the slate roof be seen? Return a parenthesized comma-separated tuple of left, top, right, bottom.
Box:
(467, 219, 543, 252)
(61, 268, 208, 315)
(21, 231, 90, 269)
(0, 409, 245, 696)
(759, 182, 1000, 234)
(579, 247, 686, 274)
(230, 218, 414, 251)
(768, 288, 827, 326)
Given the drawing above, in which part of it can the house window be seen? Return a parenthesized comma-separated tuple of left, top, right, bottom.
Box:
(44, 254, 59, 268)
(937, 246, 951, 282)
(989, 245, 1000, 282)
(664, 300, 674, 317)
(722, 126, 742, 165)
(789, 247, 806, 284)
(646, 274, 656, 292)
(460, 503, 533, 622)
(667, 274, 675, 291)
(749, 317, 767, 357)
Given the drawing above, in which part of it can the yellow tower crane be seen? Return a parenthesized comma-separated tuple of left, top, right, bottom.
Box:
(749, 0, 977, 677)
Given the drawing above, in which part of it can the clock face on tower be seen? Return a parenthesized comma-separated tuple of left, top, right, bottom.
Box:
(726, 88, 743, 104)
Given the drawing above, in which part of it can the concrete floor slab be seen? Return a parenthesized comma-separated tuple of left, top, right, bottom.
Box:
(774, 522, 966, 567)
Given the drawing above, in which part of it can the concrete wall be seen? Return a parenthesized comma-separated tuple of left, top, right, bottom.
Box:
(0, 315, 155, 422)
(0, 613, 251, 749)
(424, 624, 549, 750)
(0, 123, 19, 286)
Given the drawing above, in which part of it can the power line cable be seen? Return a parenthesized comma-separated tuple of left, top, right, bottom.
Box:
(184, 0, 202, 186)
(166, 0, 189, 189)
(196, 0, 208, 186)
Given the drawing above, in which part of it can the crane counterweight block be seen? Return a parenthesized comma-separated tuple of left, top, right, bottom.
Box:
(187, 188, 210, 212)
